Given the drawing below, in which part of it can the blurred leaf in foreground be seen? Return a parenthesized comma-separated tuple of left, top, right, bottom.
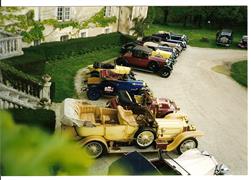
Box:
(0, 110, 93, 176)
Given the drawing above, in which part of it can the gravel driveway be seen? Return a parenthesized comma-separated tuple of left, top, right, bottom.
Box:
(86, 46, 247, 175)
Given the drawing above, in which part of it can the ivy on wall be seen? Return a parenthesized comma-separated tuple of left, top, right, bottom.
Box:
(0, 7, 117, 43)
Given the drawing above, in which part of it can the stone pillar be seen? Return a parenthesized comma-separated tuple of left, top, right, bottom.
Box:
(0, 69, 3, 83)
(40, 74, 52, 104)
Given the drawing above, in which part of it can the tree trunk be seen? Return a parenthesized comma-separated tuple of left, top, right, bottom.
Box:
(183, 15, 187, 27)
(163, 9, 169, 24)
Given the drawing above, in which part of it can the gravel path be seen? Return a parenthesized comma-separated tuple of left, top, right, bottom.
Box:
(136, 46, 247, 175)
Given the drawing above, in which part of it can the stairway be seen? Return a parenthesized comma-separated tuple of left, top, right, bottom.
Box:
(0, 83, 41, 109)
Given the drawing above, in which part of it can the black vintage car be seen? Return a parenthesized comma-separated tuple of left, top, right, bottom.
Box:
(153, 32, 187, 49)
(238, 35, 247, 49)
(216, 29, 233, 47)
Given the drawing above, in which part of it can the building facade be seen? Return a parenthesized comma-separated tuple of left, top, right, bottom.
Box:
(22, 6, 148, 47)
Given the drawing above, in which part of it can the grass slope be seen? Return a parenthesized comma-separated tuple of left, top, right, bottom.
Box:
(231, 60, 247, 87)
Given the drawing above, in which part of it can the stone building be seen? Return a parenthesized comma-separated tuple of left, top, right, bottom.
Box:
(21, 6, 148, 47)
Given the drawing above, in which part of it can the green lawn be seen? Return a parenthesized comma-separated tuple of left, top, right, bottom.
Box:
(45, 47, 120, 102)
(231, 60, 247, 87)
(145, 24, 247, 49)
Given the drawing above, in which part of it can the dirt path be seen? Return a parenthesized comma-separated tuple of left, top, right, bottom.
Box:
(136, 46, 247, 175)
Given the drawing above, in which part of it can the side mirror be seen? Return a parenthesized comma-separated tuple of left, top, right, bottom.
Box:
(215, 164, 230, 175)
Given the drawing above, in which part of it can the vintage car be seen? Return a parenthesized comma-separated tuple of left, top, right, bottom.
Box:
(108, 150, 229, 175)
(61, 98, 203, 158)
(120, 42, 175, 60)
(86, 62, 133, 77)
(107, 90, 180, 118)
(143, 41, 179, 58)
(157, 31, 189, 43)
(141, 36, 183, 53)
(216, 29, 233, 47)
(238, 35, 247, 49)
(115, 46, 173, 78)
(85, 69, 149, 100)
(153, 32, 187, 49)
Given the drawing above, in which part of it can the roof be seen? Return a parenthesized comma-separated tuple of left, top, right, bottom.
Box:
(133, 45, 152, 54)
(108, 151, 161, 175)
(220, 29, 233, 36)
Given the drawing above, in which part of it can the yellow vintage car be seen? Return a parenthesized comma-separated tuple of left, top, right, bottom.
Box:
(151, 49, 173, 60)
(87, 62, 132, 77)
(61, 98, 203, 158)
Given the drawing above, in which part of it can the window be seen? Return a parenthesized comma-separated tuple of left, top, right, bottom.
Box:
(105, 6, 112, 17)
(57, 7, 70, 21)
(81, 32, 87, 38)
(60, 35, 69, 42)
(104, 28, 110, 34)
(33, 40, 41, 46)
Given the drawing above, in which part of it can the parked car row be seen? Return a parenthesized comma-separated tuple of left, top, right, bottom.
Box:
(115, 31, 188, 78)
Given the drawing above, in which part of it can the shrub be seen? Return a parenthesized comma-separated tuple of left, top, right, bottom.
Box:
(7, 109, 56, 133)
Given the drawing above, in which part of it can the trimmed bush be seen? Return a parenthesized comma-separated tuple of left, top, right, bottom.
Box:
(8, 109, 56, 133)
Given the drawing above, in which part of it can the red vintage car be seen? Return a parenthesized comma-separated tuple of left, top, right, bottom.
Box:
(107, 90, 180, 118)
(115, 46, 173, 78)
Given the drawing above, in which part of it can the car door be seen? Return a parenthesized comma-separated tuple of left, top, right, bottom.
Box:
(129, 49, 149, 68)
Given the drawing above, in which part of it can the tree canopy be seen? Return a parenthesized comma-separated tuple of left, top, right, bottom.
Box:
(149, 6, 247, 29)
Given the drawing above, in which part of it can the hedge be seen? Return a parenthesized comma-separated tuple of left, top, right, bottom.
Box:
(0, 61, 40, 83)
(8, 109, 56, 133)
(4, 32, 134, 65)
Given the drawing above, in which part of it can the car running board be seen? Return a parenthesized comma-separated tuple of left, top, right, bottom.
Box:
(108, 145, 164, 154)
(131, 67, 155, 73)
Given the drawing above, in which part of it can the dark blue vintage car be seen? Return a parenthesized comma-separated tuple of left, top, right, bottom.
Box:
(86, 69, 149, 100)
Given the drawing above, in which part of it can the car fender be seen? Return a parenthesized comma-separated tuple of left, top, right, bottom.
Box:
(166, 131, 204, 152)
(78, 135, 108, 151)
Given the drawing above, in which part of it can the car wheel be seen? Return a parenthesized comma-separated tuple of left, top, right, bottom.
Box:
(148, 62, 159, 72)
(177, 137, 198, 154)
(87, 86, 102, 100)
(159, 68, 171, 78)
(84, 141, 106, 158)
(135, 128, 156, 149)
(90, 71, 100, 77)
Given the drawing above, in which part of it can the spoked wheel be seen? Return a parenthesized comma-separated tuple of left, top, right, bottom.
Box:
(177, 137, 198, 154)
(84, 141, 105, 158)
(148, 62, 159, 72)
(135, 128, 156, 149)
(159, 68, 171, 78)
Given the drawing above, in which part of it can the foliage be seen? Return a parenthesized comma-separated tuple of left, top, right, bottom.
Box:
(87, 7, 117, 27)
(0, 110, 93, 175)
(150, 6, 247, 29)
(0, 61, 40, 83)
(7, 109, 56, 133)
(21, 22, 45, 43)
(42, 19, 80, 29)
(130, 17, 150, 37)
(231, 60, 247, 87)
(145, 24, 246, 49)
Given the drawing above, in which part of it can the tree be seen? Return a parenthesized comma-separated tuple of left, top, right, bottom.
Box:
(130, 17, 149, 37)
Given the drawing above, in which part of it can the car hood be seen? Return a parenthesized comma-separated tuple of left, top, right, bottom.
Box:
(165, 149, 219, 175)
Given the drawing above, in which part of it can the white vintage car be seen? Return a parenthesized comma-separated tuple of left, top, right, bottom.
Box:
(108, 149, 229, 175)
